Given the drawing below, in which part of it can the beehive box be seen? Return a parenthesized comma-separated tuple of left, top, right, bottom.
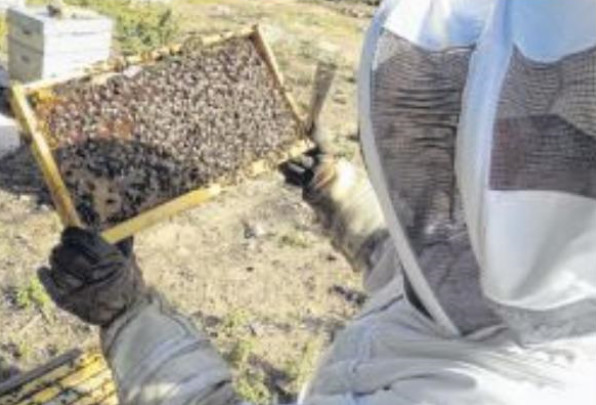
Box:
(7, 7, 113, 82)
(11, 26, 309, 243)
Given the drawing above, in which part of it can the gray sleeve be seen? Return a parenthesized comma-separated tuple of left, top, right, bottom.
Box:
(100, 290, 241, 405)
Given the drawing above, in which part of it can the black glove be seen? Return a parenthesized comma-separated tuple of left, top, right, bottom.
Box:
(281, 122, 336, 192)
(39, 227, 146, 327)
(282, 147, 323, 188)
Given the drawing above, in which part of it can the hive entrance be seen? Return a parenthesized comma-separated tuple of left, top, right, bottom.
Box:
(27, 33, 303, 231)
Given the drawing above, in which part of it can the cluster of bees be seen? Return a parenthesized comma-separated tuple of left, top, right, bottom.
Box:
(34, 38, 300, 229)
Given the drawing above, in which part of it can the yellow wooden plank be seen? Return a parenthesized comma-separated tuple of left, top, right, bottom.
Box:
(10, 84, 83, 228)
(98, 394, 118, 405)
(14, 370, 113, 405)
(0, 352, 80, 405)
(101, 185, 221, 244)
(200, 26, 254, 47)
(53, 372, 115, 405)
(21, 76, 81, 94)
(69, 380, 115, 405)
(0, 351, 103, 405)
(18, 359, 107, 405)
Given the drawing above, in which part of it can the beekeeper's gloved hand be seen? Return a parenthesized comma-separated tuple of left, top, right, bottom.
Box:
(283, 126, 336, 192)
(283, 123, 340, 222)
(39, 227, 146, 327)
(282, 127, 390, 279)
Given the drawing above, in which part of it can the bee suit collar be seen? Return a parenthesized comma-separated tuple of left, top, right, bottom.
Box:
(358, 0, 596, 341)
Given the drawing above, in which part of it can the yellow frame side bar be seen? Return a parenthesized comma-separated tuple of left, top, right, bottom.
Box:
(10, 84, 82, 228)
(101, 185, 221, 244)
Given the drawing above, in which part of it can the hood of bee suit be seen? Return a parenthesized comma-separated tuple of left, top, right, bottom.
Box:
(358, 0, 596, 341)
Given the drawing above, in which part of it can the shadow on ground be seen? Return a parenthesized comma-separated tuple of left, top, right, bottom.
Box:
(0, 145, 50, 205)
(0, 354, 21, 383)
(250, 356, 296, 403)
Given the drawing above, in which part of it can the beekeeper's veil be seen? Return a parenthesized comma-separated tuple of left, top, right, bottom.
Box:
(359, 0, 596, 341)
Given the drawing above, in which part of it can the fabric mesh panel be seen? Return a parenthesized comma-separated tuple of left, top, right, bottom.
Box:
(490, 45, 596, 342)
(370, 30, 501, 334)
(492, 46, 596, 197)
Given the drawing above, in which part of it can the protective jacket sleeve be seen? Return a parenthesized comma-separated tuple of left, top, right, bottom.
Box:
(306, 159, 400, 294)
(100, 290, 240, 405)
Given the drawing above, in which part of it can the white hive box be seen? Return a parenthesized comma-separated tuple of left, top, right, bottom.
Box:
(7, 7, 113, 82)
(0, 67, 19, 158)
(0, 111, 20, 158)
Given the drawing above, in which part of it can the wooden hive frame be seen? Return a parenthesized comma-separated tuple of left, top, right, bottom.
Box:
(10, 25, 311, 243)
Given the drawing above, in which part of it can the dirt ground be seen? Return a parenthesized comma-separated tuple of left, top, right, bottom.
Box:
(0, 0, 373, 403)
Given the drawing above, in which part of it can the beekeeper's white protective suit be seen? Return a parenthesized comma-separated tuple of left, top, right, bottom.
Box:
(101, 0, 596, 403)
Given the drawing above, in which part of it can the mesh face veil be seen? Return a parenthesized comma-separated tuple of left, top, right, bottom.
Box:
(359, 0, 596, 341)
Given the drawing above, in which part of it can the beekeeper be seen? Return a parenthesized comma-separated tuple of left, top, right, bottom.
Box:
(39, 0, 596, 403)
